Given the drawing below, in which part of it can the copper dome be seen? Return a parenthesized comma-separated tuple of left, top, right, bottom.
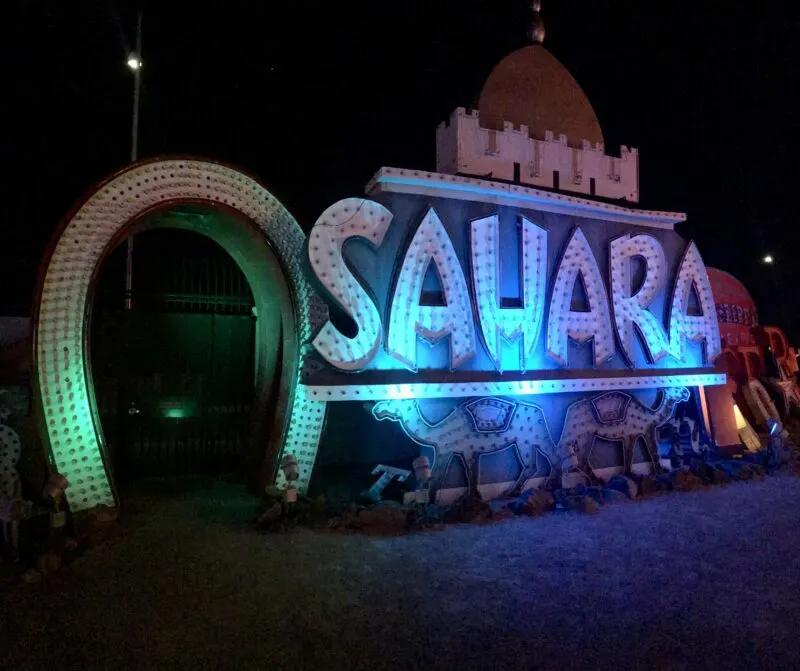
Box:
(478, 45, 604, 149)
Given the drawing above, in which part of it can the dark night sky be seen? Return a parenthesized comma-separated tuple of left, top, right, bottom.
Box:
(2, 1, 798, 338)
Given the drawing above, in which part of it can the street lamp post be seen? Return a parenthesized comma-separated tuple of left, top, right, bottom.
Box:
(124, 10, 143, 311)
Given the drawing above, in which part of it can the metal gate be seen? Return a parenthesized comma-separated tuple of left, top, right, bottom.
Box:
(91, 226, 256, 482)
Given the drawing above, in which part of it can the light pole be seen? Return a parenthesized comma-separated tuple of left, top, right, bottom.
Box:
(124, 10, 143, 311)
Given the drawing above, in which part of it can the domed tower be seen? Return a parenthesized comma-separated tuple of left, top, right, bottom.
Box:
(436, 2, 639, 202)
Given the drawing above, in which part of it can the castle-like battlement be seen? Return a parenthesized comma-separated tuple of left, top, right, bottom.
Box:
(436, 107, 639, 202)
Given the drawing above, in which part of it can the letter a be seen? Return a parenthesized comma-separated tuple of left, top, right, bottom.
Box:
(387, 208, 476, 371)
(668, 242, 721, 363)
(546, 227, 614, 366)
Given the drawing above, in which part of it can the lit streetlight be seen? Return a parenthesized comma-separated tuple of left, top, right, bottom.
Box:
(125, 12, 143, 311)
(763, 254, 774, 264)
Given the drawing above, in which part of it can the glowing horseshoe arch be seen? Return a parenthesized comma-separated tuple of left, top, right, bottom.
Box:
(33, 158, 329, 511)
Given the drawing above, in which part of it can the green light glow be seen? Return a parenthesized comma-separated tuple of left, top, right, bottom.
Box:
(162, 408, 189, 419)
(159, 399, 195, 419)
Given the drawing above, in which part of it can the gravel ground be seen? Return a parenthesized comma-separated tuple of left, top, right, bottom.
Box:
(2, 475, 800, 671)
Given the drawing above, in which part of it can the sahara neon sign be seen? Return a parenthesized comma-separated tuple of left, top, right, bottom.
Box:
(308, 198, 721, 373)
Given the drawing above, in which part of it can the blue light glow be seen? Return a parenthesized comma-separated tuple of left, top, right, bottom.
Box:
(303, 371, 726, 402)
(371, 171, 684, 228)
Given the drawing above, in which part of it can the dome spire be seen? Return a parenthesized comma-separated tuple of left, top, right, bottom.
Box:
(529, 1, 546, 44)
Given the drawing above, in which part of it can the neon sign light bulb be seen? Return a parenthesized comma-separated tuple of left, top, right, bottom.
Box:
(470, 215, 547, 372)
(387, 207, 476, 371)
(546, 227, 614, 366)
(610, 234, 670, 363)
(309, 198, 393, 370)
